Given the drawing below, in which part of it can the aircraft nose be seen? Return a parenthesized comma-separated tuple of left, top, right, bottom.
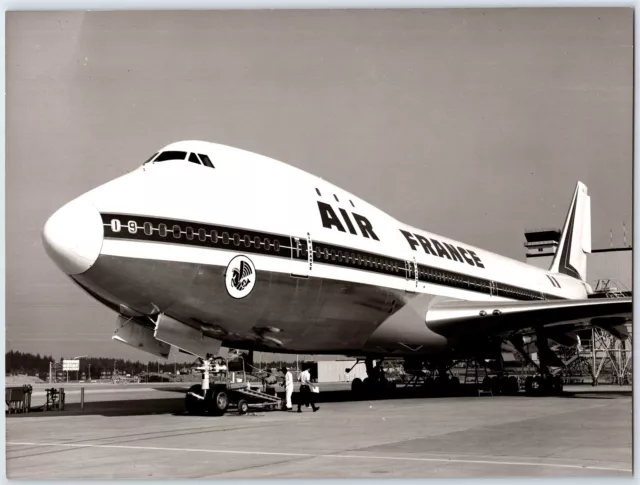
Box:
(42, 199, 104, 275)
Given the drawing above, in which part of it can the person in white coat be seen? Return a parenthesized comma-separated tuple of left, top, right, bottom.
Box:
(281, 366, 293, 411)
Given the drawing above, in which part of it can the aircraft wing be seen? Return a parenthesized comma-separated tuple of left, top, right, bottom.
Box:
(425, 297, 632, 341)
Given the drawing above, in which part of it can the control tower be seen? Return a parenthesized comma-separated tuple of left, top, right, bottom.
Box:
(524, 228, 561, 270)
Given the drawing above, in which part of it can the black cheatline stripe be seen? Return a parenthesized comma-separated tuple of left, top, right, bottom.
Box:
(101, 213, 292, 259)
(100, 213, 564, 302)
(310, 240, 406, 278)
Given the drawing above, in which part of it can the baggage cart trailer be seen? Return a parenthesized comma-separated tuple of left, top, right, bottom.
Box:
(185, 356, 283, 416)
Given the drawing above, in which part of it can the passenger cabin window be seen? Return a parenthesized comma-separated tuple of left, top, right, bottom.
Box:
(154, 151, 187, 162)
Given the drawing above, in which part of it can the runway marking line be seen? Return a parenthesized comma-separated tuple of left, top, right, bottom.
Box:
(6, 441, 631, 473)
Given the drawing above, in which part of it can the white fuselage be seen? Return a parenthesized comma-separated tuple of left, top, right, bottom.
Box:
(42, 141, 589, 358)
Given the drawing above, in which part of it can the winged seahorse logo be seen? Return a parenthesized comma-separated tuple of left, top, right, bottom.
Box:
(231, 260, 253, 292)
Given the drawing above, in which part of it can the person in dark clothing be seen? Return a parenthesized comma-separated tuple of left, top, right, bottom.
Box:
(297, 367, 319, 413)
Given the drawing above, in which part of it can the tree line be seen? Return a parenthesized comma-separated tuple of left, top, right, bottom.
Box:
(5, 350, 197, 379)
(6, 350, 314, 379)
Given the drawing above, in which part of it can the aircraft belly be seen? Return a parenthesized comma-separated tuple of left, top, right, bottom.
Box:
(362, 293, 451, 354)
(72, 254, 406, 353)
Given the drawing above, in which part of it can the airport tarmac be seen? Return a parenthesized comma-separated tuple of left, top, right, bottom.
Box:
(6, 384, 632, 479)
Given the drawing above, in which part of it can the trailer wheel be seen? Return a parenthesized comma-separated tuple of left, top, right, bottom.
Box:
(238, 399, 249, 415)
(209, 390, 229, 416)
(185, 385, 205, 415)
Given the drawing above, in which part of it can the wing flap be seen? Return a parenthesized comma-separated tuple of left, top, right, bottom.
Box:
(425, 297, 632, 339)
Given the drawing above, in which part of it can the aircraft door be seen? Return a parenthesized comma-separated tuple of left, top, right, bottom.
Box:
(489, 281, 497, 297)
(290, 232, 312, 278)
(404, 258, 417, 293)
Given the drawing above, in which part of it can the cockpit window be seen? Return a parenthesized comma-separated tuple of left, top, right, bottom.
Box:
(188, 153, 201, 165)
(198, 153, 215, 168)
(142, 153, 158, 165)
(153, 151, 187, 162)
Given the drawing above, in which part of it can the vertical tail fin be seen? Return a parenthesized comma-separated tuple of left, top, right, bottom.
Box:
(549, 182, 591, 282)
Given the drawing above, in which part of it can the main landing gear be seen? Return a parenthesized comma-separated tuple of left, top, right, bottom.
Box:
(348, 358, 461, 398)
(348, 358, 396, 398)
(523, 374, 564, 396)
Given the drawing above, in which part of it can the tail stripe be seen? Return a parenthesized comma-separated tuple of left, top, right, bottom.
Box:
(556, 197, 581, 280)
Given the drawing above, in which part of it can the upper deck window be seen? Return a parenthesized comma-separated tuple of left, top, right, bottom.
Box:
(154, 151, 187, 162)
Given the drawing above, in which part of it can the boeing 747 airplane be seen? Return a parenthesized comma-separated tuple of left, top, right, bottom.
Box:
(42, 140, 632, 403)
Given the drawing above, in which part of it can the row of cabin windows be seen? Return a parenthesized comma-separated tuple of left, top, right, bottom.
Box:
(497, 283, 542, 300)
(417, 266, 544, 300)
(120, 220, 281, 251)
(114, 218, 544, 300)
(313, 245, 402, 273)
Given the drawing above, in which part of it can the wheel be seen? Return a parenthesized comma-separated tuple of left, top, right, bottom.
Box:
(508, 376, 519, 394)
(531, 376, 543, 395)
(421, 377, 434, 395)
(552, 375, 564, 395)
(185, 384, 206, 415)
(490, 376, 501, 395)
(482, 376, 492, 391)
(351, 378, 363, 394)
(237, 399, 249, 415)
(524, 376, 533, 394)
(208, 390, 229, 416)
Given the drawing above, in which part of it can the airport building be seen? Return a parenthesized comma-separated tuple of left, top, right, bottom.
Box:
(307, 359, 368, 383)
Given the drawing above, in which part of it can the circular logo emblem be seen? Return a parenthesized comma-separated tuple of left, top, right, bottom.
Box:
(225, 255, 256, 299)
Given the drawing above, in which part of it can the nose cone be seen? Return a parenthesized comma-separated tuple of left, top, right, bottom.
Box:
(42, 199, 104, 275)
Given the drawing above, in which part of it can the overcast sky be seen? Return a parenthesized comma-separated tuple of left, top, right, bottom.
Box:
(6, 8, 633, 361)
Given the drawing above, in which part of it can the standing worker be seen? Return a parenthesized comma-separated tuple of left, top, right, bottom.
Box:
(281, 366, 293, 411)
(262, 368, 278, 396)
(297, 366, 319, 413)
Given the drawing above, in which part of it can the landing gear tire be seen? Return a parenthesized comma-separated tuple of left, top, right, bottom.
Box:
(482, 376, 492, 392)
(351, 378, 363, 396)
(507, 376, 519, 394)
(237, 399, 249, 415)
(490, 376, 501, 395)
(524, 376, 534, 394)
(208, 390, 229, 416)
(531, 376, 543, 395)
(552, 376, 564, 395)
(185, 384, 206, 415)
